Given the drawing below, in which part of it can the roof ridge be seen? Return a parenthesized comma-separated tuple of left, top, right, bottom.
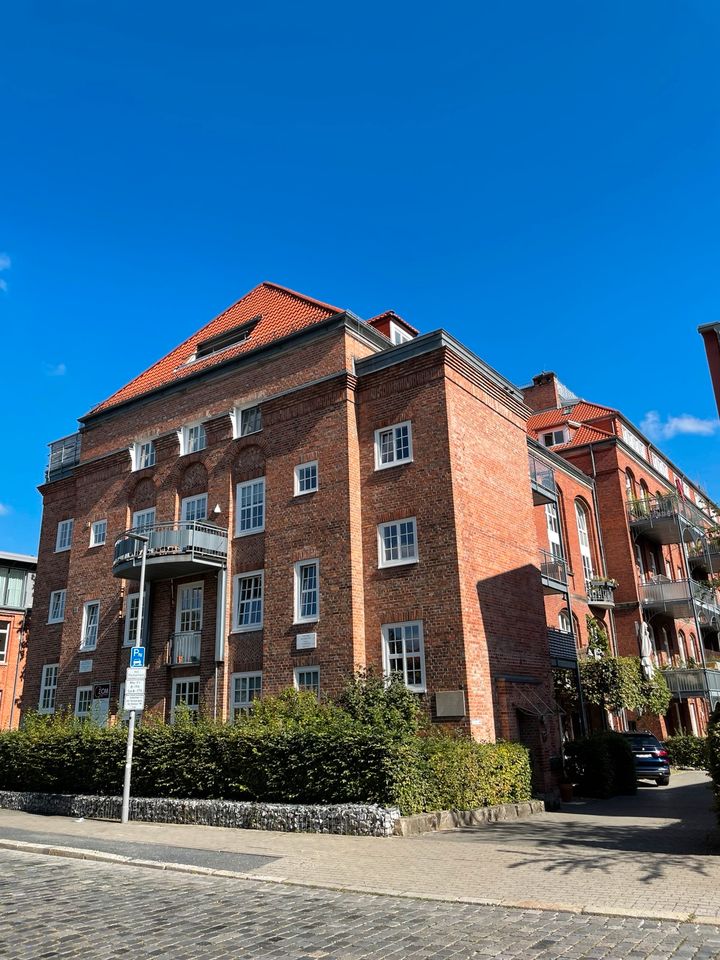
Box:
(261, 281, 342, 315)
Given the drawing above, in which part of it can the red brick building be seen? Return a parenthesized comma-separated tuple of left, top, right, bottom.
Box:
(24, 282, 564, 789)
(0, 552, 35, 730)
(524, 372, 720, 736)
(699, 322, 720, 417)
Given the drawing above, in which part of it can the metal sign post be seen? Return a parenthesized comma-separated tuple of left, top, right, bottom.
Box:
(121, 535, 148, 824)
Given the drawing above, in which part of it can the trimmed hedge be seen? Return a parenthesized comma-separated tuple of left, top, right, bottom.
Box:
(665, 733, 708, 770)
(0, 688, 533, 816)
(565, 731, 637, 798)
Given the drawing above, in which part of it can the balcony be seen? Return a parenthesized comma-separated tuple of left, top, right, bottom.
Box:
(663, 666, 720, 702)
(547, 628, 577, 668)
(627, 493, 710, 545)
(168, 631, 201, 666)
(638, 577, 720, 620)
(540, 549, 568, 594)
(585, 579, 616, 610)
(113, 521, 228, 582)
(688, 541, 720, 576)
(46, 433, 81, 482)
(529, 452, 557, 506)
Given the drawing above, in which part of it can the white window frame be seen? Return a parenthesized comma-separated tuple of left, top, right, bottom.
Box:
(181, 493, 208, 523)
(179, 422, 207, 456)
(39, 664, 59, 714)
(123, 590, 150, 646)
(90, 519, 107, 548)
(132, 507, 156, 533)
(374, 421, 413, 470)
(294, 666, 320, 696)
(55, 518, 74, 553)
(575, 502, 594, 583)
(0, 621, 9, 664)
(558, 610, 572, 635)
(130, 439, 156, 471)
(235, 477, 265, 536)
(231, 403, 263, 439)
(294, 461, 319, 496)
(389, 320, 413, 345)
(232, 570, 264, 632)
(545, 503, 563, 560)
(175, 581, 204, 635)
(230, 671, 263, 718)
(75, 685, 93, 719)
(541, 429, 567, 448)
(48, 589, 67, 624)
(294, 559, 320, 624)
(378, 517, 418, 568)
(80, 600, 100, 651)
(381, 620, 426, 693)
(171, 676, 200, 721)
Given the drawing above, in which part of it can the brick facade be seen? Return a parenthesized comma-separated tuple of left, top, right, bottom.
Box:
(0, 553, 35, 730)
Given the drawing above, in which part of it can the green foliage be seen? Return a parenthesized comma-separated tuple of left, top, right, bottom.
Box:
(707, 707, 720, 819)
(565, 731, 637, 798)
(0, 681, 533, 816)
(586, 616, 610, 658)
(640, 669, 672, 718)
(664, 733, 708, 770)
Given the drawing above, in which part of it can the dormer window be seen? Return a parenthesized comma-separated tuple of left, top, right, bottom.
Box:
(179, 423, 207, 455)
(541, 429, 567, 448)
(389, 320, 413, 345)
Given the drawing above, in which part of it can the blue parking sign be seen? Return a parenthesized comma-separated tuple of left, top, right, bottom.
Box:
(130, 646, 146, 668)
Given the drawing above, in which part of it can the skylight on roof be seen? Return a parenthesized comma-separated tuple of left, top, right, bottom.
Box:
(193, 315, 261, 360)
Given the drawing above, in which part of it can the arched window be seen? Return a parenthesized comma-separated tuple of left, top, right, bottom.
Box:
(625, 470, 636, 501)
(661, 627, 671, 664)
(634, 543, 645, 583)
(575, 500, 594, 583)
(677, 630, 687, 666)
(639, 480, 650, 505)
(689, 633, 698, 663)
(545, 502, 563, 559)
(558, 609, 572, 634)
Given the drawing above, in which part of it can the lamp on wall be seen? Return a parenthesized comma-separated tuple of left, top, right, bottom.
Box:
(213, 504, 222, 516)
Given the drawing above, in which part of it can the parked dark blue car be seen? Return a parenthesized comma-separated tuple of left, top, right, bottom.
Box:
(621, 731, 670, 786)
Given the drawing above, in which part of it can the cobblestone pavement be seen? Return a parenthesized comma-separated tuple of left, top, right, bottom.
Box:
(1, 848, 720, 960)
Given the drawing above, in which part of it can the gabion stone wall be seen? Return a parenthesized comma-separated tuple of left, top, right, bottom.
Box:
(0, 791, 401, 837)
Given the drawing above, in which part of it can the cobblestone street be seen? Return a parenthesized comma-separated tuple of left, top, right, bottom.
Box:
(1, 848, 720, 960)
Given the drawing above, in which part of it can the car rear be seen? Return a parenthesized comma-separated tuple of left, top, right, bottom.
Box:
(621, 732, 670, 786)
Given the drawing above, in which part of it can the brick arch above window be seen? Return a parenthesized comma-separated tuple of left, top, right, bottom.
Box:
(233, 445, 266, 485)
(179, 461, 209, 497)
(129, 477, 156, 511)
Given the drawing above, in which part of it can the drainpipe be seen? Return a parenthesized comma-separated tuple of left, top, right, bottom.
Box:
(213, 567, 227, 721)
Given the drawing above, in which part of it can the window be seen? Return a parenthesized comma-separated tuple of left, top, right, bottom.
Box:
(294, 461, 318, 496)
(132, 507, 156, 533)
(294, 667, 320, 696)
(90, 519, 107, 547)
(80, 601, 100, 651)
(382, 621, 425, 692)
(374, 421, 413, 470)
(0, 621, 9, 664)
(232, 571, 263, 631)
(294, 559, 319, 623)
(545, 503, 563, 559)
(231, 672, 262, 718)
(123, 591, 149, 646)
(541, 429, 567, 447)
(48, 589, 66, 624)
(176, 582, 203, 635)
(575, 502, 594, 583)
(389, 320, 412, 345)
(180, 423, 207, 455)
(39, 664, 59, 714)
(0, 566, 28, 607)
(171, 677, 200, 721)
(677, 631, 687, 666)
(625, 470, 636, 501)
(75, 686, 93, 719)
(55, 518, 74, 552)
(131, 440, 156, 471)
(181, 493, 208, 523)
(378, 518, 418, 567)
(232, 404, 263, 438)
(236, 478, 265, 535)
(558, 610, 572, 635)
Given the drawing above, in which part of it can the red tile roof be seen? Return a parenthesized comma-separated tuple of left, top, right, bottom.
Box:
(554, 424, 615, 449)
(88, 282, 344, 415)
(527, 401, 618, 433)
(367, 310, 420, 336)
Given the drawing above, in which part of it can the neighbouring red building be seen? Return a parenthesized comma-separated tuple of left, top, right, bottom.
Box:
(699, 322, 720, 417)
(0, 552, 35, 730)
(24, 282, 569, 792)
(523, 372, 720, 737)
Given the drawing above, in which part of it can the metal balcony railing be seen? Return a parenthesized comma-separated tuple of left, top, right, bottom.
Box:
(45, 433, 81, 482)
(539, 549, 567, 589)
(627, 493, 710, 537)
(113, 520, 228, 580)
(529, 452, 557, 504)
(663, 667, 720, 700)
(168, 631, 201, 666)
(585, 580, 616, 607)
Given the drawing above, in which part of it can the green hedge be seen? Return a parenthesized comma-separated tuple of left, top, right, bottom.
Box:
(0, 686, 533, 816)
(565, 731, 637, 798)
(665, 733, 708, 770)
(706, 708, 720, 820)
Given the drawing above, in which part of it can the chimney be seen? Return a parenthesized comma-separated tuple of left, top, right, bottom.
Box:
(522, 372, 562, 412)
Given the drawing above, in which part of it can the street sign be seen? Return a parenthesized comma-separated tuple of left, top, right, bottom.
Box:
(123, 666, 147, 711)
(129, 646, 146, 668)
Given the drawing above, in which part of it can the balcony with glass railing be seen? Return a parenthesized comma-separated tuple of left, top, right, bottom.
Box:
(168, 631, 201, 666)
(539, 549, 568, 594)
(529, 452, 557, 506)
(113, 521, 228, 581)
(627, 493, 710, 545)
(45, 433, 81, 482)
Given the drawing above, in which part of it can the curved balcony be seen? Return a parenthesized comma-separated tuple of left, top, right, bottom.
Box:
(627, 494, 709, 545)
(113, 521, 228, 582)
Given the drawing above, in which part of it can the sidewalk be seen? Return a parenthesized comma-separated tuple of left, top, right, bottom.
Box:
(1, 769, 718, 923)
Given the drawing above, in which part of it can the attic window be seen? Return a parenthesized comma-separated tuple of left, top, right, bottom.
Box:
(194, 316, 261, 360)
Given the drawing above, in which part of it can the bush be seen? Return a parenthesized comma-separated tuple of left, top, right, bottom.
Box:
(706, 707, 720, 820)
(0, 688, 533, 816)
(665, 733, 708, 770)
(565, 731, 637, 798)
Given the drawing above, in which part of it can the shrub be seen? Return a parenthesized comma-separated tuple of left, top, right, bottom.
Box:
(706, 707, 720, 820)
(565, 731, 636, 798)
(420, 736, 532, 811)
(664, 733, 708, 770)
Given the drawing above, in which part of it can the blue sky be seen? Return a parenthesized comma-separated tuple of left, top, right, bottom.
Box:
(2, 1, 720, 554)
